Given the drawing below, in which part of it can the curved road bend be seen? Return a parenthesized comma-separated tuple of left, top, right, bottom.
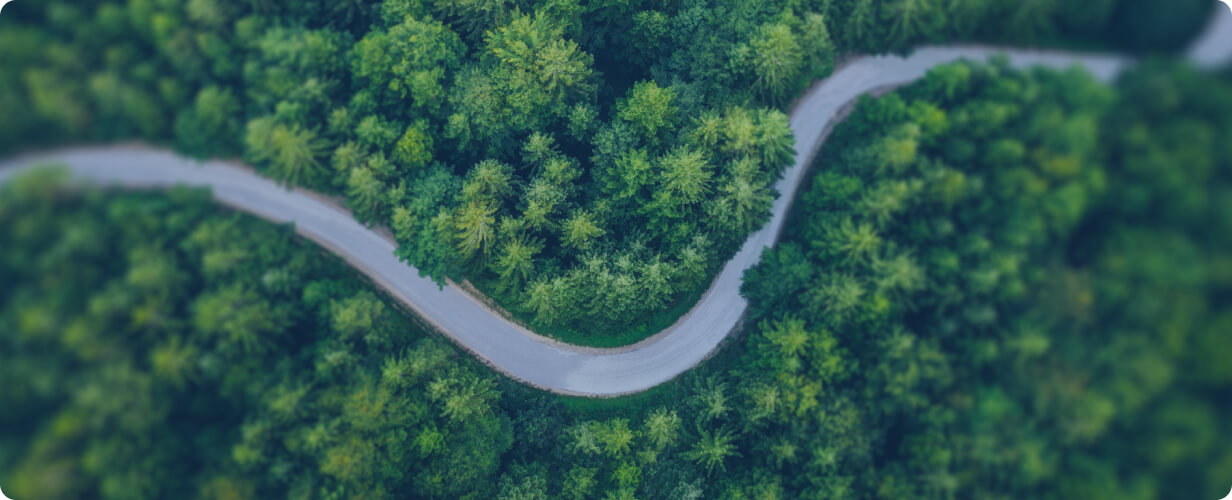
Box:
(2, 7, 1230, 396)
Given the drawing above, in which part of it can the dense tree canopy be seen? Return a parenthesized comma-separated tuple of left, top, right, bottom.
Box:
(0, 179, 512, 499)
(731, 60, 1232, 499)
(0, 0, 1228, 494)
(3, 60, 1230, 500)
(0, 0, 1210, 342)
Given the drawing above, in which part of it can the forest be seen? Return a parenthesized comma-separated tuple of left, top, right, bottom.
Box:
(3, 56, 1230, 499)
(0, 0, 1213, 342)
(0, 176, 516, 498)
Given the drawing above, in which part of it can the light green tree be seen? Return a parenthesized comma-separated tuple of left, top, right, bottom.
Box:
(494, 235, 542, 285)
(562, 210, 605, 249)
(345, 166, 387, 222)
(685, 426, 741, 474)
(350, 15, 464, 112)
(454, 201, 498, 257)
(741, 23, 803, 103)
(394, 121, 433, 170)
(617, 81, 676, 140)
(245, 117, 327, 187)
(643, 408, 682, 450)
(658, 147, 713, 206)
(597, 419, 636, 457)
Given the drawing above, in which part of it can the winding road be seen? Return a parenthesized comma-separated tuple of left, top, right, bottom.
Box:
(3, 7, 1231, 396)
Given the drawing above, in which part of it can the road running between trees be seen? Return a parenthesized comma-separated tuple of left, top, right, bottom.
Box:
(3, 7, 1229, 396)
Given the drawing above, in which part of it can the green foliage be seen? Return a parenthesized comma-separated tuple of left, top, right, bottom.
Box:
(445, 11, 596, 157)
(351, 15, 464, 114)
(245, 117, 329, 187)
(394, 120, 435, 170)
(175, 86, 242, 157)
(0, 3, 1227, 496)
(737, 22, 804, 104)
(1, 0, 1196, 342)
(3, 61, 1229, 499)
(617, 81, 677, 142)
(729, 61, 1232, 498)
(685, 426, 741, 474)
(454, 200, 499, 258)
(0, 185, 513, 500)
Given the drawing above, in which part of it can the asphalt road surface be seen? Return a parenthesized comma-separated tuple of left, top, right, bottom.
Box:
(2, 6, 1229, 396)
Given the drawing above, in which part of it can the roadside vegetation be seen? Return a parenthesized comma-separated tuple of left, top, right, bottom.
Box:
(3, 59, 1229, 499)
(0, 0, 1210, 343)
(734, 59, 1232, 498)
(0, 177, 515, 498)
